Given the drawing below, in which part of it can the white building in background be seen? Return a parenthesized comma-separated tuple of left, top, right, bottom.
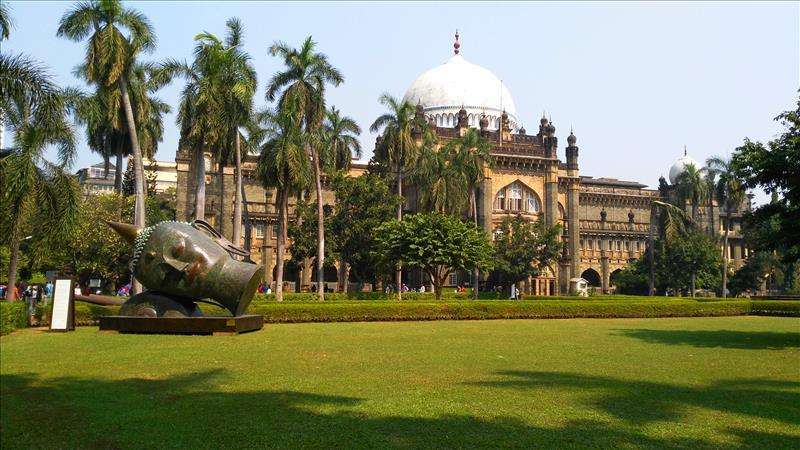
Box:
(75, 158, 177, 197)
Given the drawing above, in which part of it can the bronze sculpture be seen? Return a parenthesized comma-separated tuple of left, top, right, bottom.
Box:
(107, 220, 262, 318)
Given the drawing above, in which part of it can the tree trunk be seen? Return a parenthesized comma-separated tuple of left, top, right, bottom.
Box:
(118, 76, 145, 294)
(233, 131, 243, 248)
(396, 164, 403, 300)
(275, 189, 288, 302)
(114, 142, 124, 193)
(648, 205, 656, 296)
(691, 271, 696, 298)
(471, 186, 479, 300)
(242, 177, 252, 256)
(722, 209, 730, 298)
(218, 161, 225, 234)
(5, 233, 20, 301)
(312, 149, 325, 301)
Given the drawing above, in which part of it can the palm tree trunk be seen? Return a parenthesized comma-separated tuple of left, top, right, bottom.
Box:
(396, 164, 403, 300)
(312, 149, 325, 301)
(5, 232, 20, 301)
(691, 272, 696, 298)
(648, 205, 656, 296)
(118, 76, 145, 294)
(471, 186, 479, 300)
(242, 177, 252, 255)
(194, 145, 206, 220)
(232, 131, 243, 248)
(218, 161, 225, 234)
(114, 142, 124, 193)
(275, 188, 288, 302)
(722, 209, 731, 298)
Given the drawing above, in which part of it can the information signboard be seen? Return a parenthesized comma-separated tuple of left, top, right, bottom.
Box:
(50, 278, 75, 332)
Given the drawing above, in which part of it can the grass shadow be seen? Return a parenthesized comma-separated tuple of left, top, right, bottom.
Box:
(4, 370, 796, 448)
(469, 370, 800, 442)
(616, 329, 800, 350)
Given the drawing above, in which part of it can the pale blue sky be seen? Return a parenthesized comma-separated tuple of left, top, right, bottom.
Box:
(3, 1, 798, 202)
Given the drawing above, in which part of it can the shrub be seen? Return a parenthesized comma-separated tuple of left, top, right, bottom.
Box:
(0, 301, 28, 335)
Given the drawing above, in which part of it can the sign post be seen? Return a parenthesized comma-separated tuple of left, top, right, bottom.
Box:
(50, 278, 75, 332)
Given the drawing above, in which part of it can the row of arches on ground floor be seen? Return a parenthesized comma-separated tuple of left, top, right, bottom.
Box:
(579, 268, 624, 289)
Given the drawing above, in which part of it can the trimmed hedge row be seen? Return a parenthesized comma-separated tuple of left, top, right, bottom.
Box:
(251, 292, 709, 303)
(31, 298, 800, 329)
(0, 302, 28, 335)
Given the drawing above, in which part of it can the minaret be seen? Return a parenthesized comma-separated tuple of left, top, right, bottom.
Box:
(565, 128, 581, 292)
(453, 30, 460, 55)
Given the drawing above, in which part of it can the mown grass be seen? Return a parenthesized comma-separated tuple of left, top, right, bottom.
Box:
(1, 316, 798, 448)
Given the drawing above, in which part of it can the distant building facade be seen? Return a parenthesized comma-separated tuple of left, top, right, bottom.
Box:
(76, 158, 178, 197)
(174, 34, 749, 294)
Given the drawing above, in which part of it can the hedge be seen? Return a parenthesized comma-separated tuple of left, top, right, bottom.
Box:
(0, 301, 28, 335)
(26, 298, 800, 330)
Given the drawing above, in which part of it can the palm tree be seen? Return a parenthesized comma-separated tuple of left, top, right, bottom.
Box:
(674, 163, 709, 222)
(154, 20, 255, 227)
(57, 0, 156, 291)
(320, 106, 361, 292)
(447, 128, 493, 298)
(0, 1, 11, 41)
(267, 36, 343, 300)
(370, 94, 421, 298)
(215, 19, 256, 247)
(647, 200, 693, 296)
(254, 107, 311, 302)
(321, 106, 361, 171)
(412, 144, 466, 215)
(706, 155, 746, 298)
(71, 63, 169, 192)
(1, 66, 80, 300)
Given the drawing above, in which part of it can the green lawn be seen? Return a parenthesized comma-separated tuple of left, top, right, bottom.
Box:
(2, 317, 799, 448)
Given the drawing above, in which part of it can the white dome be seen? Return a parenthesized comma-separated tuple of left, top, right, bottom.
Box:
(403, 54, 518, 131)
(669, 154, 702, 184)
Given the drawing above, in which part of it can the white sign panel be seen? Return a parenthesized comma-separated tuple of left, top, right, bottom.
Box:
(51, 279, 73, 331)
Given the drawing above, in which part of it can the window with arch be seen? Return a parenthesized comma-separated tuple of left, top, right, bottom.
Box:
(494, 182, 542, 214)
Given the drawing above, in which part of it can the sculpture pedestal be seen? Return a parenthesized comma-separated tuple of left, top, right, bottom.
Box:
(99, 315, 263, 335)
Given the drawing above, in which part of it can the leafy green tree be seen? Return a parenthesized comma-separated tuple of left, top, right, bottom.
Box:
(730, 97, 800, 280)
(57, 0, 157, 238)
(374, 213, 492, 300)
(329, 174, 401, 291)
(706, 155, 746, 297)
(370, 94, 425, 297)
(620, 231, 721, 296)
(0, 56, 79, 300)
(254, 107, 311, 301)
(727, 251, 779, 297)
(492, 215, 563, 295)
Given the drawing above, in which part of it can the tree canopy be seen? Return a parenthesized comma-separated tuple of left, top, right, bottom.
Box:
(374, 213, 492, 299)
(491, 215, 563, 286)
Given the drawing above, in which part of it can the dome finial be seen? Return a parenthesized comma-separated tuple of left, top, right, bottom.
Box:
(454, 30, 460, 55)
(683, 144, 687, 157)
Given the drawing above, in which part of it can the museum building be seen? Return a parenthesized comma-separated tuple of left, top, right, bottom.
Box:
(174, 34, 750, 295)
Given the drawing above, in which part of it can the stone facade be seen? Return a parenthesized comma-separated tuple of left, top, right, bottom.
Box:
(174, 110, 749, 295)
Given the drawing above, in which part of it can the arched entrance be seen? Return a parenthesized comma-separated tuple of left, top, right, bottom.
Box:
(581, 268, 601, 287)
(610, 269, 623, 287)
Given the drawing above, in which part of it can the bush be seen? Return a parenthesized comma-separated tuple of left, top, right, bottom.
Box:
(0, 301, 28, 335)
(31, 297, 799, 329)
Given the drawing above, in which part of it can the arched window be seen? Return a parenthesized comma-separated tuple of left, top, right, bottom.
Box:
(527, 195, 540, 213)
(494, 182, 542, 214)
(494, 189, 505, 210)
(508, 183, 523, 211)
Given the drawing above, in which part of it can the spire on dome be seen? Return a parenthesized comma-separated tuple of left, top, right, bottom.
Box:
(453, 30, 460, 55)
(683, 145, 687, 156)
